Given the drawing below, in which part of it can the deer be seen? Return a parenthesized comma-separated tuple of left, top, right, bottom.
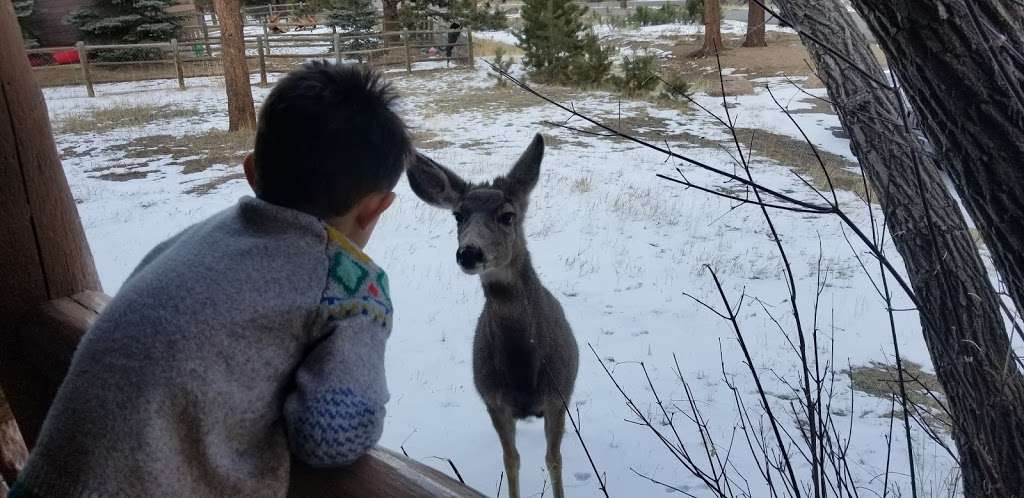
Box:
(407, 134, 579, 498)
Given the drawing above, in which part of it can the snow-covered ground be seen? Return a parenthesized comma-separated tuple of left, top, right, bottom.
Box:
(43, 53, 956, 496)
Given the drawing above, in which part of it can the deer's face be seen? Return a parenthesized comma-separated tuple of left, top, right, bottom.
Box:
(407, 134, 544, 275)
(450, 188, 523, 274)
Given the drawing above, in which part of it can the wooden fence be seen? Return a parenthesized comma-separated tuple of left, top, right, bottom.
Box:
(26, 29, 474, 97)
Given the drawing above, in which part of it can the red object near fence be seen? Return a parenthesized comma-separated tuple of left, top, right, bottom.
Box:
(52, 49, 79, 65)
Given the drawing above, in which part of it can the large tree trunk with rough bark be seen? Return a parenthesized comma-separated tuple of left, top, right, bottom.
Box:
(849, 0, 1024, 324)
(692, 0, 722, 57)
(742, 0, 766, 47)
(213, 0, 256, 131)
(778, 1, 1024, 496)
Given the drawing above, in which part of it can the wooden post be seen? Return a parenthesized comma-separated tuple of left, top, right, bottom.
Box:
(170, 39, 186, 90)
(198, 11, 212, 55)
(466, 28, 474, 67)
(1, 1, 102, 448)
(257, 36, 268, 86)
(75, 41, 95, 98)
(262, 22, 271, 54)
(268, 2, 275, 17)
(403, 30, 411, 73)
(333, 32, 341, 64)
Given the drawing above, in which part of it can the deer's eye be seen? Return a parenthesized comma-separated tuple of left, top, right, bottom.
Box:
(453, 212, 466, 224)
(498, 212, 515, 226)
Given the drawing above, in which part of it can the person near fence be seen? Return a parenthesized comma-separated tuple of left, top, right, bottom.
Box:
(7, 62, 414, 498)
(445, 22, 462, 62)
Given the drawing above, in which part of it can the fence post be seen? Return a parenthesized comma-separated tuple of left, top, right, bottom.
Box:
(170, 39, 186, 90)
(466, 27, 474, 67)
(262, 23, 271, 54)
(333, 32, 341, 64)
(198, 11, 211, 56)
(257, 36, 268, 86)
(75, 41, 95, 98)
(403, 30, 411, 73)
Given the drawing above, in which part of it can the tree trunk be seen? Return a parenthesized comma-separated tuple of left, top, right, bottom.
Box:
(742, 0, 767, 47)
(1, 390, 27, 488)
(778, 1, 1024, 496)
(849, 0, 1024, 327)
(692, 0, 722, 57)
(382, 0, 401, 42)
(213, 0, 257, 131)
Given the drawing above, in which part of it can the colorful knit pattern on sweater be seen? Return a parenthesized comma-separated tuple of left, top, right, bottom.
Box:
(320, 226, 393, 328)
(288, 387, 381, 466)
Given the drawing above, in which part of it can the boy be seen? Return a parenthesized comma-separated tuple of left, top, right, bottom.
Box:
(10, 61, 412, 497)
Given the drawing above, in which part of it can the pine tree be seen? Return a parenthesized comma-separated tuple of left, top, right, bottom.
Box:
(325, 0, 379, 53)
(69, 0, 180, 60)
(517, 0, 610, 84)
(14, 0, 38, 48)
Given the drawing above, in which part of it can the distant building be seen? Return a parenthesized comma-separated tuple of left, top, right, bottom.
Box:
(21, 0, 197, 47)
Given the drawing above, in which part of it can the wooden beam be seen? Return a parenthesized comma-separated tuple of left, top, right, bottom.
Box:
(0, 0, 102, 454)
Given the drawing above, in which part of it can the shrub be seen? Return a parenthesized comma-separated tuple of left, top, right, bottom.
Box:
(609, 54, 660, 95)
(489, 47, 514, 88)
(466, 1, 509, 30)
(628, 4, 692, 26)
(570, 33, 614, 86)
(658, 71, 692, 102)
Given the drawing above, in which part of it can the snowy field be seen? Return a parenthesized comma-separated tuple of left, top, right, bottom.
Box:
(43, 52, 956, 495)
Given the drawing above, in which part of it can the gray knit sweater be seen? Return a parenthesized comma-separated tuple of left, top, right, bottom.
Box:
(12, 197, 392, 498)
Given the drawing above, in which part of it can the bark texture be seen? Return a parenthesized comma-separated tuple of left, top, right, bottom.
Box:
(693, 0, 722, 57)
(213, 0, 256, 131)
(850, 0, 1024, 323)
(743, 0, 767, 47)
(778, 1, 1024, 496)
(1, 391, 27, 488)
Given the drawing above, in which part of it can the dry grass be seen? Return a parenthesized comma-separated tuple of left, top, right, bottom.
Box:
(58, 104, 199, 134)
(848, 360, 950, 431)
(735, 127, 866, 198)
(66, 127, 254, 192)
(412, 129, 454, 151)
(473, 38, 523, 58)
(571, 174, 594, 193)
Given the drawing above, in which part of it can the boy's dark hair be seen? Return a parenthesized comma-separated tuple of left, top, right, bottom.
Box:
(252, 61, 412, 218)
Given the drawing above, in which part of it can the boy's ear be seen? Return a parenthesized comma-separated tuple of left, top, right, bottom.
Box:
(506, 134, 544, 200)
(355, 191, 396, 230)
(407, 153, 468, 209)
(243, 153, 257, 193)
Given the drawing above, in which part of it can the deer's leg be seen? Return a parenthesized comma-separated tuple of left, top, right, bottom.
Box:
(487, 405, 520, 498)
(544, 402, 567, 498)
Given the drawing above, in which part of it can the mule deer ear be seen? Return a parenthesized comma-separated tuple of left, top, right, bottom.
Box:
(407, 152, 467, 209)
(507, 134, 544, 199)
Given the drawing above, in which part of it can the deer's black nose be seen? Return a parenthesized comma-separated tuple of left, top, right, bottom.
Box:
(457, 245, 485, 270)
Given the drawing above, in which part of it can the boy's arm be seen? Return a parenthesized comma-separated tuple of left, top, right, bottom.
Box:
(284, 315, 389, 467)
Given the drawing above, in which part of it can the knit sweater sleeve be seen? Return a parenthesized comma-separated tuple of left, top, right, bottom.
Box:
(284, 228, 393, 468)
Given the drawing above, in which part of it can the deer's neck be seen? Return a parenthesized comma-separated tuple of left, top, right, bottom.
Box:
(480, 250, 541, 303)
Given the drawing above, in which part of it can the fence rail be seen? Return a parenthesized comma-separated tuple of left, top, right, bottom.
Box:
(28, 29, 474, 97)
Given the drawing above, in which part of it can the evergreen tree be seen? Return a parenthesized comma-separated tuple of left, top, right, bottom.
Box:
(69, 0, 181, 60)
(397, 0, 506, 31)
(517, 0, 610, 84)
(325, 0, 379, 53)
(14, 0, 38, 48)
